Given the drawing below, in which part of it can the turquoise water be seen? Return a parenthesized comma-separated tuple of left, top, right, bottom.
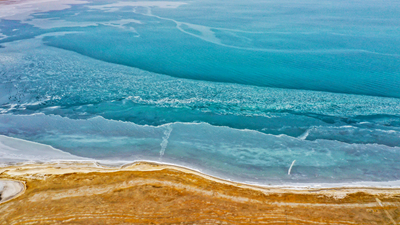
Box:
(0, 0, 400, 186)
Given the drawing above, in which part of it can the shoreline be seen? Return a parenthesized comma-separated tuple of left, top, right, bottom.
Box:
(1, 161, 400, 224)
(2, 160, 400, 198)
(3, 159, 400, 190)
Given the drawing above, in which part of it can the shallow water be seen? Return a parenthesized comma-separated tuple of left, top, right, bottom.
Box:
(0, 0, 399, 186)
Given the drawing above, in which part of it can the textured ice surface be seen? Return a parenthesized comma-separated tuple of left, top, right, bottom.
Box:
(1, 0, 399, 97)
(1, 113, 400, 185)
(0, 0, 399, 186)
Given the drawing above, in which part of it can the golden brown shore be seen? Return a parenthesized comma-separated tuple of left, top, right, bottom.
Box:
(1, 161, 400, 224)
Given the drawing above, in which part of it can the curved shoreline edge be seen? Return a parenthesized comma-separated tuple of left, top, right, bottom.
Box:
(0, 180, 25, 204)
(1, 161, 400, 224)
(2, 160, 400, 196)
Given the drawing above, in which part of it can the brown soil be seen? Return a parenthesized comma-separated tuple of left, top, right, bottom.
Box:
(1, 161, 399, 224)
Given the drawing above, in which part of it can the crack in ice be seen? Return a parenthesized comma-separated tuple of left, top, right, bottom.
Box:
(159, 125, 173, 159)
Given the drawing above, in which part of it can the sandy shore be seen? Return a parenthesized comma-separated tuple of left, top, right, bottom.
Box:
(0, 161, 400, 224)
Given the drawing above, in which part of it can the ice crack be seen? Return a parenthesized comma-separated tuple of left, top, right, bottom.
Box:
(159, 125, 173, 159)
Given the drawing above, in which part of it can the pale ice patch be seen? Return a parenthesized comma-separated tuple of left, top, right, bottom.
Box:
(0, 0, 88, 21)
(135, 7, 223, 47)
(0, 135, 89, 165)
(88, 1, 187, 12)
(25, 18, 142, 32)
(35, 31, 84, 39)
(177, 22, 222, 44)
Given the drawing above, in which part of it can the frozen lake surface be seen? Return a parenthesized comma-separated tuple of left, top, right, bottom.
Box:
(0, 0, 400, 187)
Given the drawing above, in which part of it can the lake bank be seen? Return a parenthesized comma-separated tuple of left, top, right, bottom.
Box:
(1, 161, 399, 224)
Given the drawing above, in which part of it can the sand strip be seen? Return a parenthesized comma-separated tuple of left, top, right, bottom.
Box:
(0, 161, 399, 224)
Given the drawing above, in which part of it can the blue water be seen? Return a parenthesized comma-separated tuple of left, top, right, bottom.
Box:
(0, 0, 400, 186)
